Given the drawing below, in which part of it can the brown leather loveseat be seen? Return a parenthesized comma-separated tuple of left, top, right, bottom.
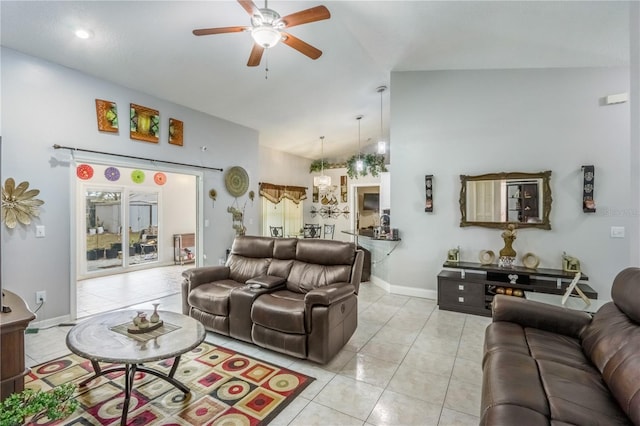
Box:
(181, 236, 364, 364)
(481, 267, 640, 425)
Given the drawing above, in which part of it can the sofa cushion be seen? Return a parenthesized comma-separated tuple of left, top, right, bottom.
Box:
(286, 261, 352, 293)
(227, 256, 271, 283)
(268, 259, 294, 279)
(188, 280, 243, 316)
(526, 328, 596, 373)
(483, 322, 530, 365)
(295, 239, 356, 266)
(273, 238, 297, 259)
(482, 350, 550, 417)
(251, 290, 306, 334)
(536, 359, 631, 425)
(481, 405, 549, 426)
(230, 236, 275, 258)
(582, 302, 640, 425)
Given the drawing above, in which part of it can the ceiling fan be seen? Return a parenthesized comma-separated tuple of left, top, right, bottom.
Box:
(192, 0, 330, 67)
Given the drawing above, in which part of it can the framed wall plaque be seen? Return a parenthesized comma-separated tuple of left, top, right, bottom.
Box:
(582, 165, 595, 213)
(425, 174, 433, 212)
(130, 103, 160, 143)
(168, 118, 184, 146)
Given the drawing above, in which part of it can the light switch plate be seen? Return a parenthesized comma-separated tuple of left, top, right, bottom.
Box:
(611, 226, 625, 238)
(36, 225, 45, 238)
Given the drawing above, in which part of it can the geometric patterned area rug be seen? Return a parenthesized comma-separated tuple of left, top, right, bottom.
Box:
(25, 341, 315, 425)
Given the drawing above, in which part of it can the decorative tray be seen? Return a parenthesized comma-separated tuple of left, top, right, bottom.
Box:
(127, 320, 163, 334)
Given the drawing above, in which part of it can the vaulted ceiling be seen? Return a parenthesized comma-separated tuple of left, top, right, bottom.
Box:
(0, 1, 630, 160)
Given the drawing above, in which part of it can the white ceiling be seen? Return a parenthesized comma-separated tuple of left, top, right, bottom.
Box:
(0, 1, 630, 161)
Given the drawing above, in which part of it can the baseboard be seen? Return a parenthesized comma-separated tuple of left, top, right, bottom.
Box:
(369, 275, 437, 300)
(29, 314, 73, 330)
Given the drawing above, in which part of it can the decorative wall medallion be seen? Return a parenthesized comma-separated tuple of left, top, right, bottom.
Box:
(1, 178, 45, 229)
(104, 167, 120, 181)
(224, 166, 249, 197)
(168, 118, 184, 146)
(154, 172, 167, 185)
(95, 99, 119, 132)
(130, 103, 160, 143)
(131, 170, 145, 184)
(76, 164, 94, 180)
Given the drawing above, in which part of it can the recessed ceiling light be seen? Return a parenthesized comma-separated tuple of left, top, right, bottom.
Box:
(75, 29, 93, 39)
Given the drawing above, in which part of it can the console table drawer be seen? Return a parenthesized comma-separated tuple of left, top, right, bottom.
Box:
(438, 280, 484, 306)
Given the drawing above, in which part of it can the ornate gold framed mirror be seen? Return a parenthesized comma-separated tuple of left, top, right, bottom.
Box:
(459, 171, 552, 229)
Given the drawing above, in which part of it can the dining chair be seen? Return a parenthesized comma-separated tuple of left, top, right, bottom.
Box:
(303, 224, 321, 238)
(270, 226, 284, 237)
(323, 224, 335, 239)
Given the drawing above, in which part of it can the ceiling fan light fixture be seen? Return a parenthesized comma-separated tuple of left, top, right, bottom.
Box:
(251, 26, 281, 48)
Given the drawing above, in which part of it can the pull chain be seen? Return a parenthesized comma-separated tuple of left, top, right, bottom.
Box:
(264, 50, 269, 80)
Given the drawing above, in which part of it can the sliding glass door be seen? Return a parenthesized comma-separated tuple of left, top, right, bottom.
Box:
(82, 187, 159, 276)
(85, 190, 123, 272)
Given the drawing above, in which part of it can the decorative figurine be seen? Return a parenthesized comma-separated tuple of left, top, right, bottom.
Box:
(562, 252, 581, 272)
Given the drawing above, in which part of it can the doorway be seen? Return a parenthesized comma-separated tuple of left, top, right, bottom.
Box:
(72, 160, 201, 319)
(351, 184, 381, 235)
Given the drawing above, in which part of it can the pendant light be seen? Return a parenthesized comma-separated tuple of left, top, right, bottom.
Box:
(377, 86, 387, 154)
(313, 136, 331, 190)
(356, 116, 364, 172)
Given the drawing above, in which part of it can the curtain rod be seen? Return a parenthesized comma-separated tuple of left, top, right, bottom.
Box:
(53, 144, 223, 172)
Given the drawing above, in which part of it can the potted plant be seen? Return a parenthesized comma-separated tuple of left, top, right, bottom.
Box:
(0, 383, 78, 426)
(346, 153, 387, 179)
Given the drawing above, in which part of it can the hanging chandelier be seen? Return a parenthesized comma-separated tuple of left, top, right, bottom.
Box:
(313, 136, 331, 191)
(377, 86, 387, 154)
(356, 116, 364, 172)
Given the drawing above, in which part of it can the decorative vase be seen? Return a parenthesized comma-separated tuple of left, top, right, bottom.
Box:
(150, 303, 160, 323)
(499, 224, 517, 258)
(138, 313, 149, 329)
(133, 311, 145, 327)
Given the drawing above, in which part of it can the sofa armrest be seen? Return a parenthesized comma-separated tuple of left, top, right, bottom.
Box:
(492, 295, 592, 338)
(182, 266, 230, 291)
(246, 275, 286, 289)
(305, 283, 355, 308)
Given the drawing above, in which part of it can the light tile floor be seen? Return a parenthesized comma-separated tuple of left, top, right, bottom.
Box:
(25, 266, 490, 426)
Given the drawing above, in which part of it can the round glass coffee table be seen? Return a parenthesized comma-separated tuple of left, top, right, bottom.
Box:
(66, 310, 205, 426)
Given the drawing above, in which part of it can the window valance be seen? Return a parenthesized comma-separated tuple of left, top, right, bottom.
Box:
(259, 182, 308, 205)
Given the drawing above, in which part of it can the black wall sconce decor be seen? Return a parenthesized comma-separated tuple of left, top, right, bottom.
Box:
(582, 165, 595, 213)
(425, 175, 433, 212)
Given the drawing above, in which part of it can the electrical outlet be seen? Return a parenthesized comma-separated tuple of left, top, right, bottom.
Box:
(219, 258, 226, 265)
(36, 291, 46, 304)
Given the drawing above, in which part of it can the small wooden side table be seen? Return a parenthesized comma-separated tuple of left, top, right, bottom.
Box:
(0, 290, 36, 401)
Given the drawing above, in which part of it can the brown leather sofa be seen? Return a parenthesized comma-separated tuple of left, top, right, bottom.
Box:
(181, 235, 364, 364)
(481, 267, 640, 425)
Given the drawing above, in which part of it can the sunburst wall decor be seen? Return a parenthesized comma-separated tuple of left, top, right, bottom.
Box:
(1, 178, 45, 229)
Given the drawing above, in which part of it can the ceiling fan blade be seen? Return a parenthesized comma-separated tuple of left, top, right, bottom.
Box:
(247, 43, 264, 67)
(238, 0, 261, 16)
(193, 26, 247, 36)
(281, 5, 330, 28)
(281, 32, 322, 59)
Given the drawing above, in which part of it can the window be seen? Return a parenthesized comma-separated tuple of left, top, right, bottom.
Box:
(259, 182, 308, 237)
(262, 198, 303, 237)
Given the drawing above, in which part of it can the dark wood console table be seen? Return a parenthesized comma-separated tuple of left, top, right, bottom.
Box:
(438, 261, 597, 317)
(1, 290, 36, 400)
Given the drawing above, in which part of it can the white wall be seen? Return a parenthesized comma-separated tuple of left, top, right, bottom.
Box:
(389, 67, 634, 300)
(1, 47, 260, 321)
